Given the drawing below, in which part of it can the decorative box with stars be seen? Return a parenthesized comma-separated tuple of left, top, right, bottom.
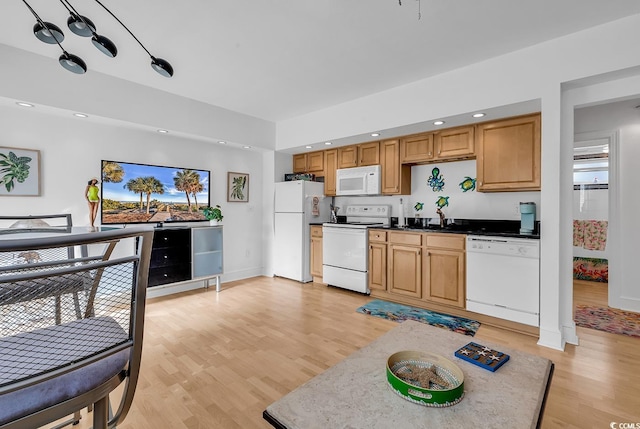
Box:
(454, 342, 510, 372)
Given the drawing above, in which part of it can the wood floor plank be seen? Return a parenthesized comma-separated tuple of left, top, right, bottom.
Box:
(51, 277, 638, 428)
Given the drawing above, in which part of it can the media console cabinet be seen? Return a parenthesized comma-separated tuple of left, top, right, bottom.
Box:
(147, 225, 223, 292)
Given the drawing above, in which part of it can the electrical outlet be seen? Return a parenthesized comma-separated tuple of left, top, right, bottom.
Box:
(514, 202, 520, 215)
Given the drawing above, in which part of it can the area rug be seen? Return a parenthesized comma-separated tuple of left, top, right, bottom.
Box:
(575, 305, 640, 338)
(356, 299, 480, 336)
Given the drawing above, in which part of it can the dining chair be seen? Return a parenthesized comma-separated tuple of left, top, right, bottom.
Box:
(0, 225, 154, 429)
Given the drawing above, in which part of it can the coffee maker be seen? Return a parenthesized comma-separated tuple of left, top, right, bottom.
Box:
(519, 202, 536, 235)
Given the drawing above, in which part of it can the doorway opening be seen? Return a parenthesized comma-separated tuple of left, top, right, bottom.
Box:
(572, 138, 609, 310)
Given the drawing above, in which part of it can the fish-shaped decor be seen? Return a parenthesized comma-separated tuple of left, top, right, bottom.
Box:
(427, 167, 445, 192)
(435, 196, 449, 209)
(458, 176, 476, 192)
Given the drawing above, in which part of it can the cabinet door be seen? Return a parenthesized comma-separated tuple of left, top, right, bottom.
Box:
(293, 154, 307, 173)
(476, 114, 541, 192)
(307, 151, 324, 173)
(424, 248, 465, 308)
(400, 133, 434, 164)
(358, 142, 380, 166)
(368, 242, 387, 291)
(388, 244, 422, 298)
(310, 236, 323, 277)
(381, 139, 411, 195)
(192, 226, 223, 279)
(434, 126, 475, 159)
(324, 149, 338, 196)
(338, 146, 358, 169)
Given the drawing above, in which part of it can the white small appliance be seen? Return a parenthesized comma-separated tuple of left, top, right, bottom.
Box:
(335, 165, 381, 196)
(322, 205, 390, 294)
(274, 181, 330, 282)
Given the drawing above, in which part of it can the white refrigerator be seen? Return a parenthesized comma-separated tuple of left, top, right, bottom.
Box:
(274, 180, 330, 282)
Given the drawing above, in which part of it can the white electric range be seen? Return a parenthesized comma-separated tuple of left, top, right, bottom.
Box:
(322, 205, 390, 294)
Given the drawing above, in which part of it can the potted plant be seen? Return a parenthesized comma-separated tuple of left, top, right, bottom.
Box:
(203, 205, 223, 225)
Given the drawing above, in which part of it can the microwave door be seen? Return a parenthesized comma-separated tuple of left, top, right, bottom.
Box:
(338, 176, 365, 195)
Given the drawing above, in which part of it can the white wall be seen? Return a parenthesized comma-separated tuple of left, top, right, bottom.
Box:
(0, 104, 267, 284)
(335, 161, 541, 222)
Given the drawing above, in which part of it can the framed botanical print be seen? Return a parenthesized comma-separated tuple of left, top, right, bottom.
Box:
(227, 172, 249, 202)
(0, 146, 41, 196)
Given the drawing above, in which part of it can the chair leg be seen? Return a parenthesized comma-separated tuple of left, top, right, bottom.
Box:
(93, 396, 109, 429)
(72, 292, 82, 320)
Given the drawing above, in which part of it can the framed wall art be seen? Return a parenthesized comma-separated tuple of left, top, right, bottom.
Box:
(227, 172, 249, 202)
(0, 146, 41, 196)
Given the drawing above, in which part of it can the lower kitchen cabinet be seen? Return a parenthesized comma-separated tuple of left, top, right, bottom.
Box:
(368, 229, 465, 307)
(310, 225, 324, 280)
(368, 230, 387, 292)
(424, 234, 465, 308)
(387, 231, 423, 298)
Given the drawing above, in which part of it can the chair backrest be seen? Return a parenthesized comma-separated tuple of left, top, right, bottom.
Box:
(0, 226, 154, 428)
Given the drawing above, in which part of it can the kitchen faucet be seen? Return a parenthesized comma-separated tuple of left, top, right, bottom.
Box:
(436, 208, 446, 228)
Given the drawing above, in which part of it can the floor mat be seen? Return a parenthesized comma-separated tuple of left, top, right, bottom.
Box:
(574, 305, 640, 338)
(356, 299, 480, 336)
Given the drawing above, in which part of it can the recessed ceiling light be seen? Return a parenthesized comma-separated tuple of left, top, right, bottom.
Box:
(305, 145, 312, 149)
(433, 120, 445, 125)
(16, 102, 34, 107)
(218, 141, 226, 144)
(243, 146, 251, 149)
(324, 142, 332, 145)
(73, 113, 88, 118)
(472, 113, 485, 118)
(371, 133, 380, 137)
(157, 129, 169, 133)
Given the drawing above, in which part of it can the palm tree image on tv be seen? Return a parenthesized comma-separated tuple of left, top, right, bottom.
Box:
(101, 161, 210, 224)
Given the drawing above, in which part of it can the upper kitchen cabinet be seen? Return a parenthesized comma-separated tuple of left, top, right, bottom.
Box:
(400, 133, 434, 164)
(293, 151, 325, 174)
(434, 126, 475, 160)
(338, 142, 380, 169)
(381, 139, 411, 195)
(324, 149, 338, 196)
(476, 114, 541, 192)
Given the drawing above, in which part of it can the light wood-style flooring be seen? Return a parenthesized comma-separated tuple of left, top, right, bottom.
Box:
(62, 277, 638, 428)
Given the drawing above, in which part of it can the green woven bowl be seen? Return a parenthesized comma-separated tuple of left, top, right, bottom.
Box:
(386, 350, 464, 407)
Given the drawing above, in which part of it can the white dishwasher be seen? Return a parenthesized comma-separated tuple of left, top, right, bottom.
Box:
(465, 235, 540, 327)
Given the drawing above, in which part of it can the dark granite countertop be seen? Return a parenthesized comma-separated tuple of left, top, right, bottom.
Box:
(380, 218, 540, 240)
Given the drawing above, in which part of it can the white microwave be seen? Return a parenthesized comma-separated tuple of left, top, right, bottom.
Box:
(336, 165, 381, 196)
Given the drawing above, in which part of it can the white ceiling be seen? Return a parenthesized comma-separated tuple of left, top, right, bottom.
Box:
(2, 1, 640, 124)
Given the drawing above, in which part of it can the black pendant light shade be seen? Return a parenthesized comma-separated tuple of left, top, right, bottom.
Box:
(59, 51, 87, 74)
(67, 13, 96, 37)
(151, 56, 173, 77)
(91, 34, 117, 57)
(33, 21, 64, 44)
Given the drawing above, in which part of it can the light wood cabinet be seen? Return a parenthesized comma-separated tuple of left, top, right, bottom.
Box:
(337, 142, 380, 169)
(310, 226, 323, 280)
(293, 154, 307, 173)
(293, 151, 325, 174)
(476, 114, 541, 192)
(423, 234, 465, 308)
(434, 126, 474, 159)
(369, 242, 387, 292)
(381, 139, 411, 195)
(400, 133, 434, 163)
(323, 149, 338, 196)
(388, 231, 422, 298)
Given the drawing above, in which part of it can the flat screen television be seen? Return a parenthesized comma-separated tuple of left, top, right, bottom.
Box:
(100, 160, 210, 225)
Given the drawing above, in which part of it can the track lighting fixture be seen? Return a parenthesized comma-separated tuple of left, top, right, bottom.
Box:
(92, 0, 173, 77)
(22, 0, 87, 74)
(20, 0, 173, 77)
